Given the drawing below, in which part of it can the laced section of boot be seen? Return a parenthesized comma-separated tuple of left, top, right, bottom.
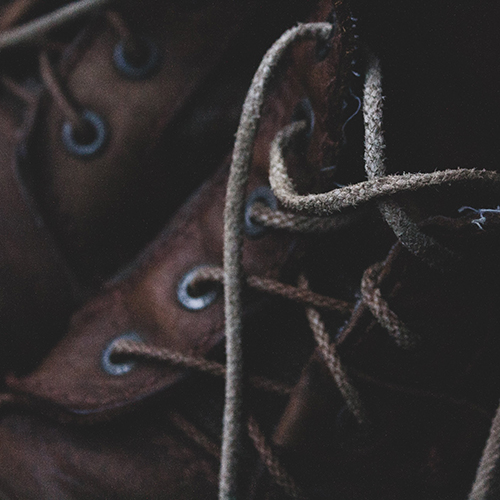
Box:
(1, 10, 499, 500)
(219, 19, 496, 498)
(103, 22, 500, 499)
(223, 21, 500, 498)
(110, 260, 386, 498)
(1, 0, 155, 151)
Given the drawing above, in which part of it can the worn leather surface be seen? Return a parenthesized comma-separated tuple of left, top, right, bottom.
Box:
(22, 0, 258, 283)
(8, 159, 297, 416)
(0, 0, 268, 373)
(5, 0, 329, 419)
(2, 0, 500, 498)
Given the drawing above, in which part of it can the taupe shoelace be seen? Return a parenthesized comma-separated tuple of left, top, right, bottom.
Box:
(0, 0, 111, 50)
(1, 5, 500, 500)
(217, 22, 500, 499)
(112, 33, 500, 499)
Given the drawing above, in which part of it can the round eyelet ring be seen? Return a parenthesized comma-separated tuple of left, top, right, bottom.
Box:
(113, 37, 160, 80)
(61, 109, 108, 158)
(177, 266, 221, 311)
(291, 98, 315, 138)
(244, 186, 278, 239)
(102, 331, 142, 376)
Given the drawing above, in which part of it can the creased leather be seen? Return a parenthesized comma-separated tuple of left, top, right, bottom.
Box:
(7, 157, 297, 415)
(23, 0, 256, 282)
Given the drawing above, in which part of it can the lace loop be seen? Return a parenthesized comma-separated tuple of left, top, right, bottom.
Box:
(177, 266, 222, 311)
(363, 55, 458, 270)
(40, 50, 109, 157)
(38, 50, 87, 133)
(269, 119, 500, 216)
(244, 186, 278, 238)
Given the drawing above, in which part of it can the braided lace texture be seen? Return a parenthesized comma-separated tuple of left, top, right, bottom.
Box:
(0, 11, 499, 500)
(220, 23, 333, 500)
(108, 24, 500, 500)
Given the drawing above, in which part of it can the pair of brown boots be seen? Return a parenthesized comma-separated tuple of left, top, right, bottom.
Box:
(1, 0, 500, 499)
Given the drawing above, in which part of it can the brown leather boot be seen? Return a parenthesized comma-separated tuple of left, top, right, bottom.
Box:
(0, 0, 310, 373)
(14, 0, 310, 284)
(2, 0, 500, 499)
(0, 0, 315, 497)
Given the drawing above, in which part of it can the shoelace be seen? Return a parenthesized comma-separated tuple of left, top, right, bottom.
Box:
(0, 0, 111, 50)
(219, 21, 500, 500)
(1, 6, 500, 500)
(109, 28, 500, 498)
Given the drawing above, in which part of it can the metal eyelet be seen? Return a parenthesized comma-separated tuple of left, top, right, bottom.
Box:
(291, 98, 315, 139)
(244, 186, 278, 239)
(101, 331, 142, 376)
(113, 37, 160, 80)
(61, 109, 108, 158)
(177, 266, 221, 311)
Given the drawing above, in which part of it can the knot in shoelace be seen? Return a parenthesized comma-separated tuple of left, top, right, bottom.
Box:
(1, 7, 500, 500)
(111, 22, 500, 499)
(216, 22, 500, 500)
